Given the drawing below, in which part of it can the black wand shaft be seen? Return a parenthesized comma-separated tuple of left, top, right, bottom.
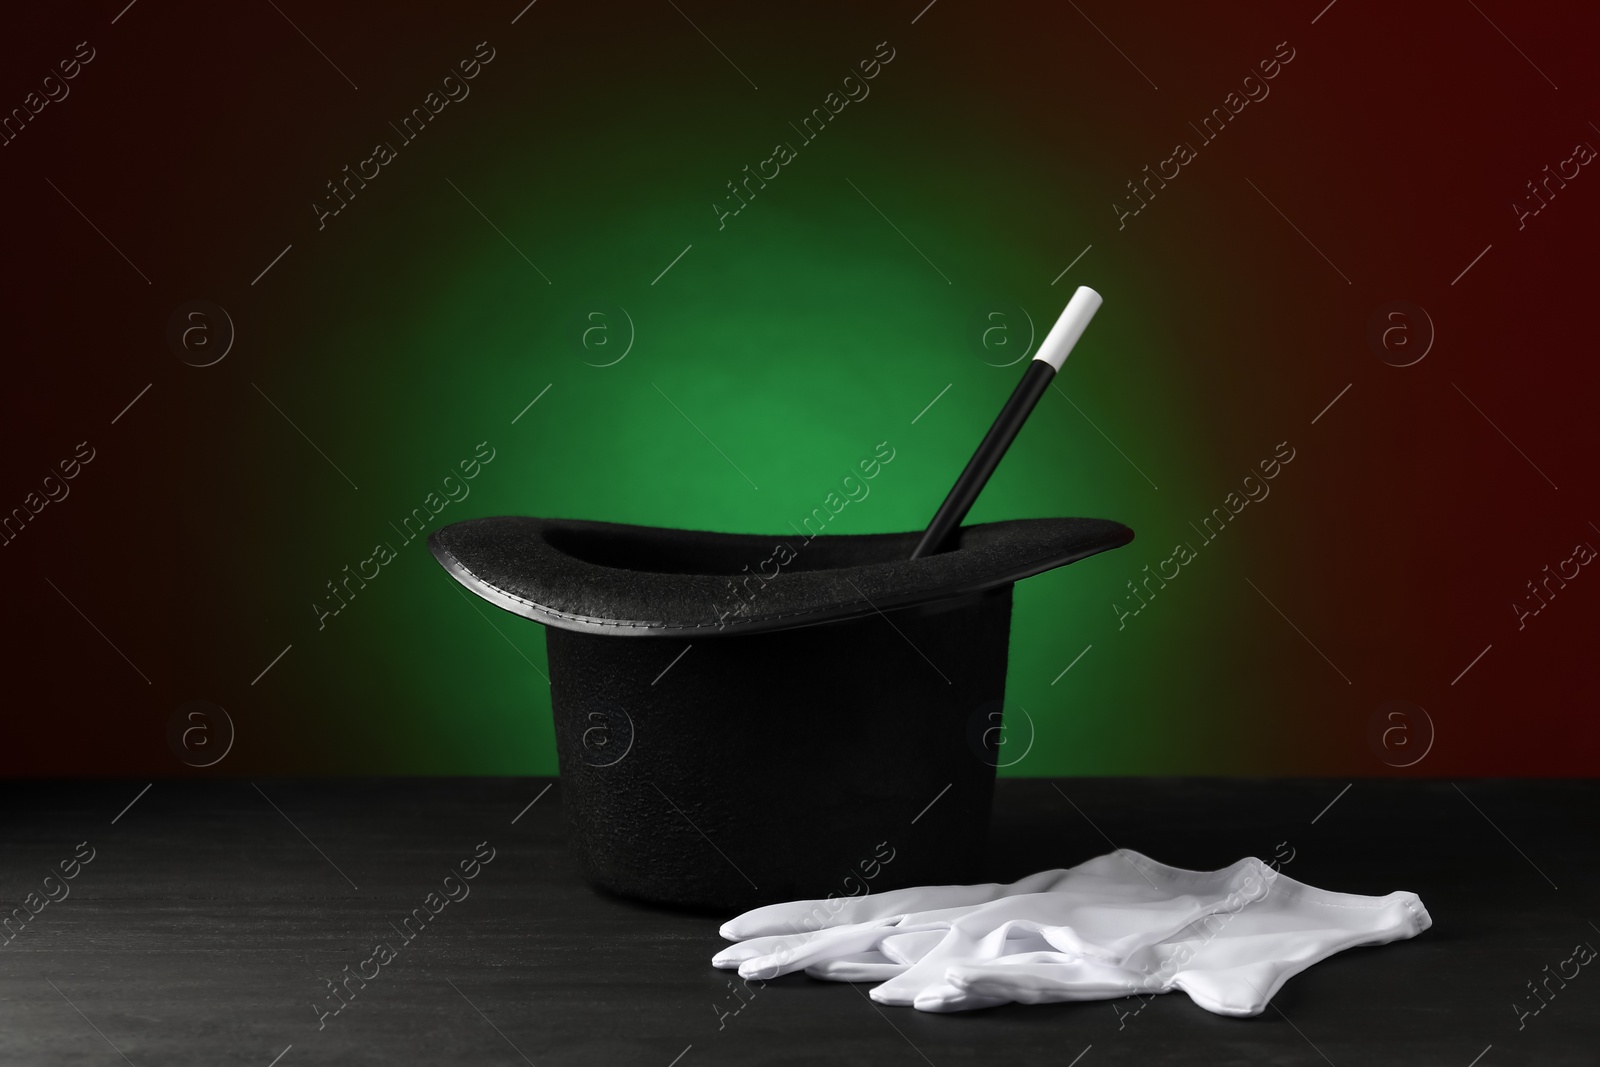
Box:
(910, 360, 1056, 559)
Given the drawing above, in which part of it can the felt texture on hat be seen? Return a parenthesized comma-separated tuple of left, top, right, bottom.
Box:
(429, 516, 1133, 637)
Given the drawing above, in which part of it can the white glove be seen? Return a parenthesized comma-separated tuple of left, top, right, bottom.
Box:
(712, 851, 1430, 1015)
(714, 852, 1273, 993)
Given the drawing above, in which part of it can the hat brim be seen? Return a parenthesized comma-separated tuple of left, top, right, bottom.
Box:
(429, 516, 1133, 638)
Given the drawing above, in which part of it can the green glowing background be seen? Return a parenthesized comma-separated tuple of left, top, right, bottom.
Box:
(218, 30, 1264, 778)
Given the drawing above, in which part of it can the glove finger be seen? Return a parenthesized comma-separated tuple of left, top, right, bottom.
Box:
(718, 869, 1070, 940)
(736, 918, 938, 981)
(805, 951, 907, 983)
(712, 929, 828, 969)
(910, 980, 1010, 1013)
(944, 958, 1148, 1005)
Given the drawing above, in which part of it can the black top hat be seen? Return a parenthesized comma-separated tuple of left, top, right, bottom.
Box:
(431, 515, 1132, 910)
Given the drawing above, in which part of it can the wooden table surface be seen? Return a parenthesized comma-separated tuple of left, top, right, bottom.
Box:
(2, 777, 1594, 1066)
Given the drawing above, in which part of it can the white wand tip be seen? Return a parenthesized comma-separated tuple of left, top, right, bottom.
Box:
(1033, 285, 1103, 372)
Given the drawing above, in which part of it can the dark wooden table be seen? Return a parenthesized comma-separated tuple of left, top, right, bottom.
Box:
(2, 778, 1594, 1066)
